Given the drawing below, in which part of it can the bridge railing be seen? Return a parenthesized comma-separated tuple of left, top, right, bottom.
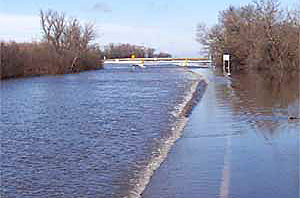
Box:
(105, 57, 211, 62)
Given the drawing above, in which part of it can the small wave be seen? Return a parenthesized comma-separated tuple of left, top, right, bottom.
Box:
(124, 71, 208, 198)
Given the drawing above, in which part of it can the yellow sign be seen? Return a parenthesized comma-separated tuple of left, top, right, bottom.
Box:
(184, 58, 188, 66)
(131, 54, 136, 59)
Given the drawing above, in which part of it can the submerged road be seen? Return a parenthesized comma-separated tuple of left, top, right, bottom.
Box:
(142, 68, 300, 198)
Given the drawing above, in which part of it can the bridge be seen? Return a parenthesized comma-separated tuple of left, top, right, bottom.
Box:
(104, 57, 212, 68)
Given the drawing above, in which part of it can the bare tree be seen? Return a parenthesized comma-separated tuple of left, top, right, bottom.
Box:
(1, 10, 102, 79)
(196, 0, 300, 75)
(40, 9, 97, 54)
(81, 23, 97, 51)
(40, 9, 66, 52)
(63, 18, 81, 51)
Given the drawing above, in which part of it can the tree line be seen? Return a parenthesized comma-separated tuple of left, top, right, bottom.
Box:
(197, 0, 300, 78)
(1, 9, 103, 79)
(102, 43, 172, 59)
(1, 10, 172, 80)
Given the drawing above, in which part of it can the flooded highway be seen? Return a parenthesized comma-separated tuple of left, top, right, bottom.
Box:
(1, 64, 204, 198)
(142, 69, 300, 198)
(1, 65, 299, 198)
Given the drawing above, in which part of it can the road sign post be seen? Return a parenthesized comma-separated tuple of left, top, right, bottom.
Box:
(223, 54, 230, 75)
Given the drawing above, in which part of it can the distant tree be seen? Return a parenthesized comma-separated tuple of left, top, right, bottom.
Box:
(154, 52, 172, 58)
(103, 43, 161, 59)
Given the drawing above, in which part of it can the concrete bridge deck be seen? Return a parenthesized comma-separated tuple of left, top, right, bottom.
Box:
(104, 58, 212, 67)
(105, 57, 211, 63)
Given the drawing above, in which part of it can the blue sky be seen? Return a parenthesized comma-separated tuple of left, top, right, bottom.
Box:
(0, 0, 297, 57)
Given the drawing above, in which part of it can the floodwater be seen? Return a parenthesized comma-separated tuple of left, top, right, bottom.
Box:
(0, 64, 203, 198)
(142, 69, 300, 198)
(1, 65, 299, 198)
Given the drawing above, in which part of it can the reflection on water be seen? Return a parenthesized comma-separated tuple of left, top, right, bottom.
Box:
(216, 71, 300, 138)
(215, 71, 300, 197)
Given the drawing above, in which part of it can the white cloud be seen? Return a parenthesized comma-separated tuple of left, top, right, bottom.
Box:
(0, 14, 41, 42)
